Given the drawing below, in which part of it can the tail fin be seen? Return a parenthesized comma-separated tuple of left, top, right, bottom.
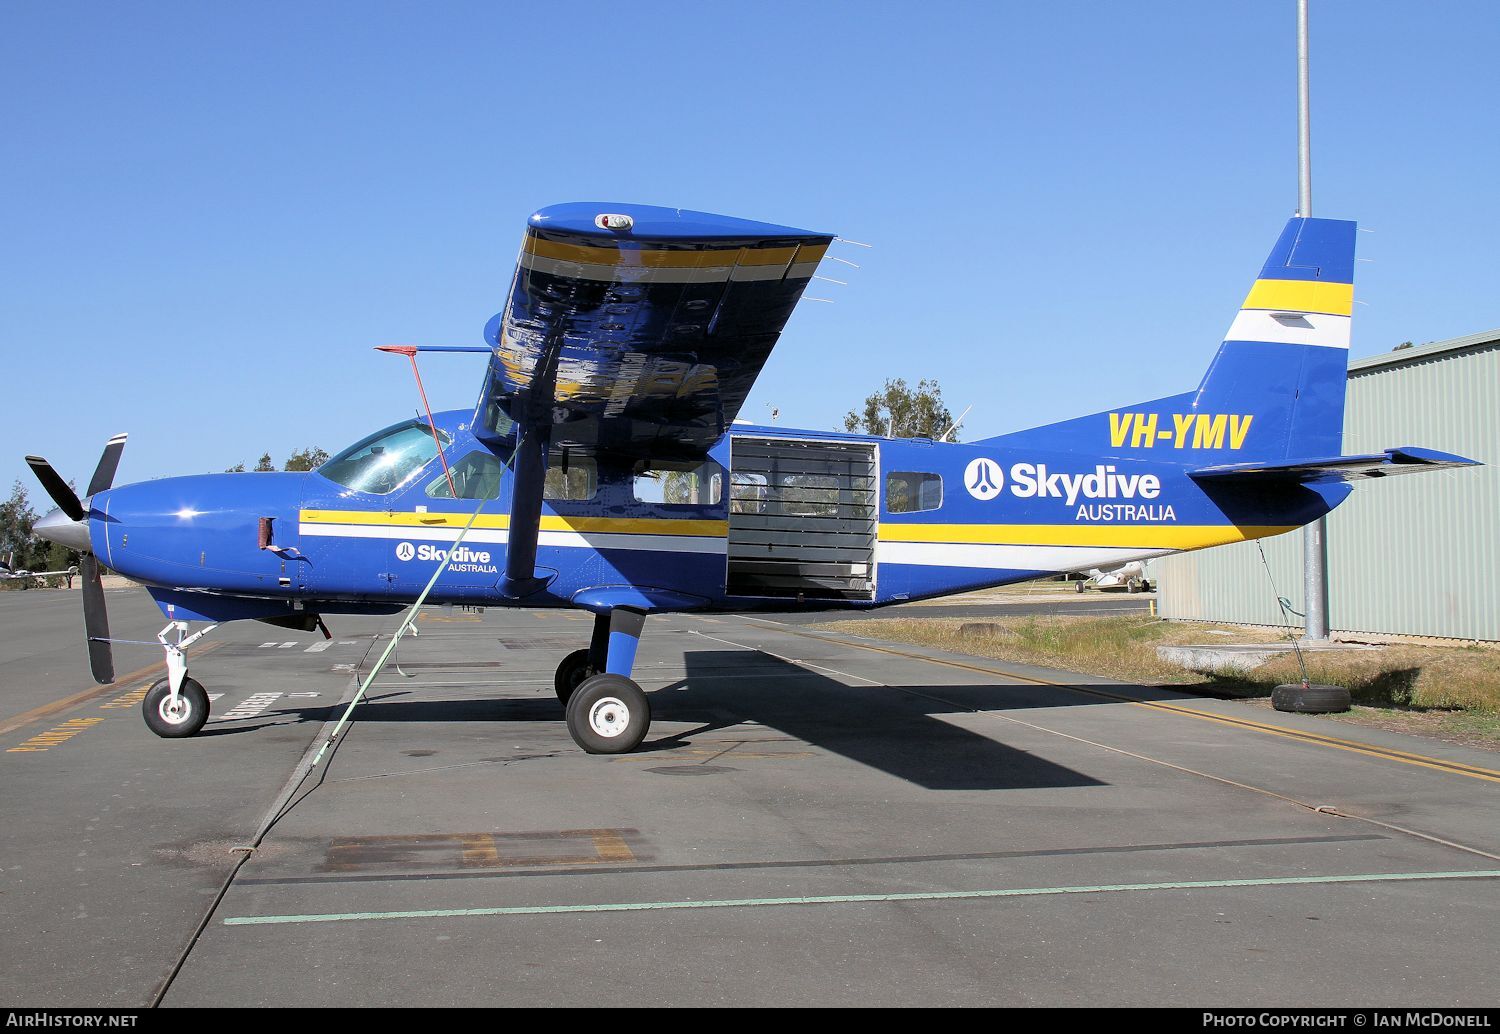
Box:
(984, 216, 1357, 462)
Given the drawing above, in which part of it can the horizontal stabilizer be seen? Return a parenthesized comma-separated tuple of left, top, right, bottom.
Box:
(1189, 447, 1480, 485)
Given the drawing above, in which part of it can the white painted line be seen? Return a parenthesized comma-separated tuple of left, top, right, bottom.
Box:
(218, 692, 285, 721)
(278, 642, 296, 649)
(259, 643, 277, 648)
(305, 640, 335, 653)
(222, 869, 1500, 927)
(286, 692, 320, 698)
(208, 694, 224, 702)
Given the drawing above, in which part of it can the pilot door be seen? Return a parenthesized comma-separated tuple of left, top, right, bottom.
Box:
(726, 437, 877, 601)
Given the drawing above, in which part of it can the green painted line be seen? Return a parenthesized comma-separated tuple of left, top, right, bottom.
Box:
(222, 869, 1500, 927)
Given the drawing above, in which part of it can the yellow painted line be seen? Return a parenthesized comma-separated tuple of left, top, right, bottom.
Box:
(1242, 278, 1354, 316)
(7, 716, 106, 752)
(774, 627, 1500, 785)
(0, 645, 222, 739)
(299, 510, 727, 537)
(878, 523, 1293, 550)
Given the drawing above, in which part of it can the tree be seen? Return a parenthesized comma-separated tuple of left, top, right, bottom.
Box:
(0, 481, 37, 570)
(253, 453, 276, 472)
(842, 378, 957, 441)
(0, 481, 79, 583)
(284, 447, 330, 472)
(225, 462, 246, 473)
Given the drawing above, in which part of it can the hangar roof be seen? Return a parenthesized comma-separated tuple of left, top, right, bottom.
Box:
(1349, 326, 1500, 374)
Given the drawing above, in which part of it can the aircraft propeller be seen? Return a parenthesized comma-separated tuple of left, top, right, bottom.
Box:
(26, 433, 128, 685)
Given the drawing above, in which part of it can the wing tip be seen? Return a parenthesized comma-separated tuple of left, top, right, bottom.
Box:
(529, 202, 831, 242)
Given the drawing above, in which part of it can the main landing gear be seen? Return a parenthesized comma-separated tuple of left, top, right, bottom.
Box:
(142, 621, 217, 738)
(553, 608, 650, 754)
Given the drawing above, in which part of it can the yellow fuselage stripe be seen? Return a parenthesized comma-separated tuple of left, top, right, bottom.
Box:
(298, 510, 728, 538)
(879, 524, 1293, 550)
(1241, 278, 1354, 316)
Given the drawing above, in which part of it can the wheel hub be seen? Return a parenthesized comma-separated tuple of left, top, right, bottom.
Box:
(158, 696, 191, 725)
(588, 696, 630, 738)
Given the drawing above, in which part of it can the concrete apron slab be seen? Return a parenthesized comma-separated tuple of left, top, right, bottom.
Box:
(1157, 639, 1380, 674)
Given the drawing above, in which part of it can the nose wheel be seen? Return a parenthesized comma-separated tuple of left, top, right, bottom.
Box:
(142, 676, 210, 738)
(564, 674, 650, 754)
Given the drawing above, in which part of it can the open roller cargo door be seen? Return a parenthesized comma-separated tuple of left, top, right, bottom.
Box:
(727, 437, 877, 601)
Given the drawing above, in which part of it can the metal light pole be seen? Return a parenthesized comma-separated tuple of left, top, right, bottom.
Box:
(1297, 0, 1331, 641)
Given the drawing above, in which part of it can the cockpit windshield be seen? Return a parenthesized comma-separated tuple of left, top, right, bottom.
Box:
(317, 420, 451, 495)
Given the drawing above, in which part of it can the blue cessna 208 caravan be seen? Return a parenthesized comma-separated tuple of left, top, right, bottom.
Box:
(27, 203, 1477, 753)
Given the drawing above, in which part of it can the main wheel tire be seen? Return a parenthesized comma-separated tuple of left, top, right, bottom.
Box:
(565, 673, 650, 754)
(554, 648, 597, 707)
(1271, 682, 1351, 714)
(142, 677, 210, 738)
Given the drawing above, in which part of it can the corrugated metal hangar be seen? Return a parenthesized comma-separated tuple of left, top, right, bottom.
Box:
(1154, 328, 1499, 642)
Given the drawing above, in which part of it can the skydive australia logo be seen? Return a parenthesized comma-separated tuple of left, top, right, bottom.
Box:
(394, 541, 497, 574)
(963, 461, 1175, 522)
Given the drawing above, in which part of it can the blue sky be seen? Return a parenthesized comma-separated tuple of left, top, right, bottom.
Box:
(3, 1, 1496, 495)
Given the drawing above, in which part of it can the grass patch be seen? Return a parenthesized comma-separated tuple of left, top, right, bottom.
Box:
(814, 615, 1500, 745)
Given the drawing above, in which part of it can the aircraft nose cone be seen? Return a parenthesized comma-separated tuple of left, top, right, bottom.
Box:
(34, 507, 91, 553)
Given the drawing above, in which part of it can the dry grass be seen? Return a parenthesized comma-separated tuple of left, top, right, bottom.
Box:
(814, 615, 1500, 745)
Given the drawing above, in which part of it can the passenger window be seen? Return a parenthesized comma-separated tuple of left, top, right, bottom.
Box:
(426, 451, 505, 500)
(634, 460, 724, 505)
(545, 448, 597, 501)
(887, 472, 943, 513)
(319, 420, 450, 496)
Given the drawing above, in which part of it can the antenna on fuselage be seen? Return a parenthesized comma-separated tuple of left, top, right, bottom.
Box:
(939, 405, 973, 443)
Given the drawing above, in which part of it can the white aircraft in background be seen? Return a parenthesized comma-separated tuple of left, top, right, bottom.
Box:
(0, 552, 79, 587)
(1075, 560, 1151, 594)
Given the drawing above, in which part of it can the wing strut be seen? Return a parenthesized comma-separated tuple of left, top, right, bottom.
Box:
(499, 330, 566, 599)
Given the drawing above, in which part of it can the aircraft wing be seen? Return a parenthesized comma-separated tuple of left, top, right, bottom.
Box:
(1189, 447, 1480, 484)
(476, 202, 833, 461)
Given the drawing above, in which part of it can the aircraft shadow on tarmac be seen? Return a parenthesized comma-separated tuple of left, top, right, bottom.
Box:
(211, 649, 1107, 791)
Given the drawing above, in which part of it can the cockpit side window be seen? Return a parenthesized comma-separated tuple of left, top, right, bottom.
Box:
(425, 451, 505, 500)
(318, 420, 451, 496)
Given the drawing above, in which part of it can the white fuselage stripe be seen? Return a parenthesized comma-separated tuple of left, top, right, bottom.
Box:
(876, 541, 1172, 573)
(298, 523, 728, 555)
(301, 525, 1184, 571)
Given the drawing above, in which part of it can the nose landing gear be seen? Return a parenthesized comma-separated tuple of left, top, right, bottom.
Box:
(142, 621, 217, 738)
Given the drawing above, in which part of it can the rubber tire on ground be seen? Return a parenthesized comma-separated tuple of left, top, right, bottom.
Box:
(142, 677, 211, 738)
(1075, 580, 1086, 593)
(1271, 682, 1351, 714)
(564, 673, 650, 754)
(554, 648, 597, 707)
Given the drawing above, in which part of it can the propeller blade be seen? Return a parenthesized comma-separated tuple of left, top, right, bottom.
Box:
(80, 555, 114, 685)
(86, 433, 128, 497)
(25, 456, 84, 521)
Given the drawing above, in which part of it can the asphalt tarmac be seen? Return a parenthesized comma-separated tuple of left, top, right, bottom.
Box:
(2, 587, 1496, 1007)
